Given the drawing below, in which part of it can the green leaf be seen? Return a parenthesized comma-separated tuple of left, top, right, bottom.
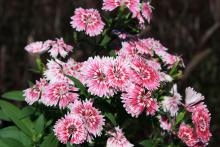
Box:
(104, 113, 117, 126)
(2, 90, 24, 101)
(66, 142, 76, 147)
(66, 75, 88, 96)
(0, 100, 33, 137)
(0, 126, 32, 146)
(169, 62, 179, 75)
(100, 35, 111, 48)
(0, 110, 10, 121)
(175, 111, 185, 126)
(139, 140, 153, 147)
(0, 137, 26, 147)
(19, 106, 35, 119)
(34, 115, 45, 136)
(41, 133, 58, 147)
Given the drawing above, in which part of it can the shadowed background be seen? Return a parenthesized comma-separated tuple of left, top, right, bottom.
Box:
(0, 0, 219, 146)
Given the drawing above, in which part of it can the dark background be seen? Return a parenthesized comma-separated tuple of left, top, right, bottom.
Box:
(0, 0, 219, 146)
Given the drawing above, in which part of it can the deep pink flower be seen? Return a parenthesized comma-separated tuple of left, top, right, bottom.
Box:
(157, 116, 172, 131)
(25, 41, 49, 54)
(141, 2, 153, 23)
(69, 100, 105, 141)
(185, 87, 205, 112)
(130, 58, 160, 90)
(106, 127, 134, 147)
(81, 56, 114, 97)
(106, 58, 130, 90)
(71, 8, 104, 36)
(192, 105, 212, 143)
(102, 0, 140, 17)
(54, 114, 87, 144)
(161, 84, 182, 116)
(42, 82, 78, 108)
(122, 84, 158, 117)
(23, 78, 48, 105)
(178, 123, 198, 146)
(48, 38, 73, 58)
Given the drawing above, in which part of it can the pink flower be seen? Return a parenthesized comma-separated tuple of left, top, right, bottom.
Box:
(48, 38, 73, 58)
(54, 114, 87, 144)
(81, 56, 114, 97)
(141, 2, 153, 23)
(185, 87, 205, 112)
(44, 59, 73, 84)
(130, 58, 160, 90)
(106, 58, 130, 90)
(106, 127, 134, 147)
(122, 84, 158, 117)
(135, 39, 154, 55)
(178, 123, 198, 146)
(161, 84, 182, 116)
(69, 100, 105, 141)
(23, 78, 48, 105)
(192, 105, 212, 143)
(41, 82, 78, 108)
(117, 41, 138, 59)
(25, 41, 49, 54)
(102, 0, 140, 17)
(71, 8, 105, 36)
(157, 116, 172, 131)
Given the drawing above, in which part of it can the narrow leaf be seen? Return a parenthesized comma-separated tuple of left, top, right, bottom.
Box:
(41, 133, 58, 147)
(2, 91, 24, 101)
(104, 113, 117, 126)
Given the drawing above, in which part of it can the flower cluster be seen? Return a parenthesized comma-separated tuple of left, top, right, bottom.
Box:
(23, 0, 212, 146)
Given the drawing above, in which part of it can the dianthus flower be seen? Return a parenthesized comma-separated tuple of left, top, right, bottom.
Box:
(69, 100, 105, 141)
(103, 0, 140, 17)
(192, 105, 212, 143)
(24, 78, 48, 105)
(161, 84, 182, 116)
(25, 41, 49, 54)
(157, 115, 172, 131)
(117, 41, 138, 59)
(121, 84, 158, 117)
(42, 82, 78, 108)
(47, 38, 73, 58)
(44, 59, 73, 84)
(54, 114, 87, 144)
(71, 8, 104, 36)
(81, 56, 114, 97)
(184, 87, 205, 112)
(130, 58, 160, 90)
(141, 2, 153, 23)
(178, 123, 197, 146)
(106, 58, 130, 90)
(106, 127, 134, 147)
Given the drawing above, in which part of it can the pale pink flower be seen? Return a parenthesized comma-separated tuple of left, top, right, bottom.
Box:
(25, 41, 49, 54)
(159, 72, 173, 82)
(135, 39, 154, 55)
(54, 114, 87, 144)
(103, 0, 140, 17)
(185, 87, 205, 112)
(44, 59, 73, 84)
(106, 58, 130, 90)
(106, 127, 134, 147)
(69, 100, 105, 141)
(155, 49, 179, 67)
(192, 105, 212, 143)
(141, 2, 152, 23)
(41, 82, 78, 108)
(117, 41, 138, 59)
(81, 56, 114, 97)
(157, 116, 172, 131)
(178, 123, 198, 146)
(161, 84, 182, 116)
(130, 58, 160, 90)
(122, 84, 158, 117)
(146, 59, 161, 71)
(71, 8, 104, 36)
(23, 78, 48, 105)
(48, 38, 73, 58)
